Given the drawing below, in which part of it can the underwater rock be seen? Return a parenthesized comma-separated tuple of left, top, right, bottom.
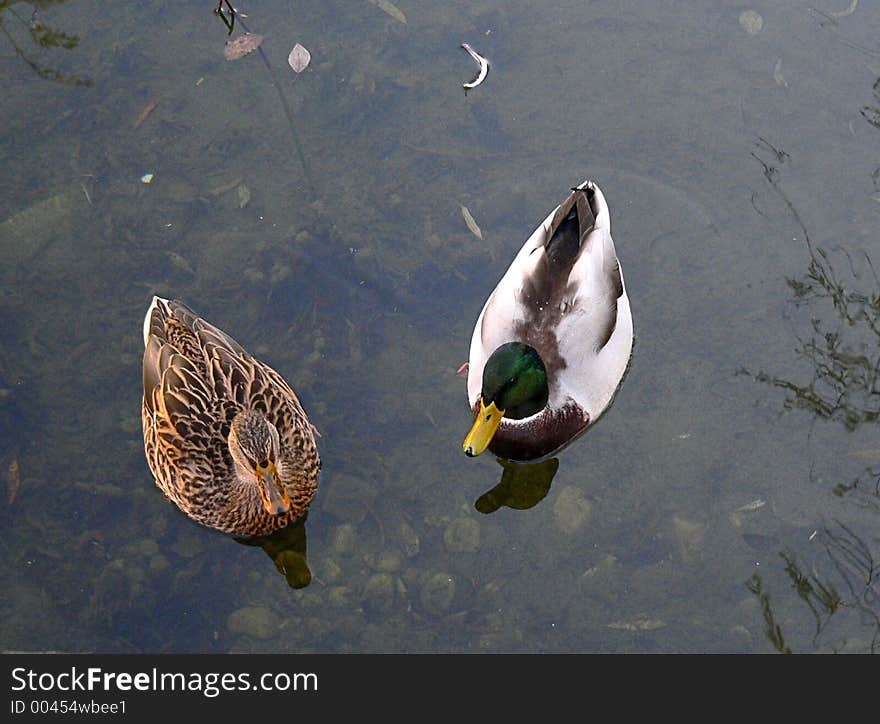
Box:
(331, 523, 357, 555)
(318, 557, 343, 583)
(420, 573, 456, 615)
(552, 486, 592, 534)
(443, 517, 480, 553)
(170, 530, 206, 558)
(269, 263, 291, 285)
(327, 586, 353, 609)
(148, 554, 169, 575)
(362, 573, 396, 614)
(398, 520, 420, 558)
(475, 580, 505, 612)
(365, 549, 403, 573)
(156, 176, 199, 204)
(126, 539, 160, 558)
(0, 186, 82, 274)
(227, 606, 276, 640)
(321, 473, 377, 523)
(671, 515, 707, 563)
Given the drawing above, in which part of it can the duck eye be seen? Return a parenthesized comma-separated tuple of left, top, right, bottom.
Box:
(258, 459, 268, 468)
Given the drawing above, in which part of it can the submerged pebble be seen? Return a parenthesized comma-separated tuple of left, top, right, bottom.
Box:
(398, 520, 420, 558)
(318, 557, 343, 583)
(227, 606, 276, 639)
(148, 554, 169, 575)
(170, 530, 206, 558)
(362, 573, 396, 613)
(444, 517, 480, 553)
(331, 523, 357, 555)
(322, 473, 377, 523)
(126, 539, 160, 558)
(553, 486, 592, 534)
(420, 572, 456, 615)
(327, 586, 353, 608)
(672, 515, 707, 563)
(365, 549, 403, 573)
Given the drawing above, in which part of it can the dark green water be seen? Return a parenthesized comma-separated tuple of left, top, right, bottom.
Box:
(1, 0, 878, 653)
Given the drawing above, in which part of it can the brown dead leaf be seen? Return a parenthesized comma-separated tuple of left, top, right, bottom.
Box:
(132, 97, 158, 129)
(224, 32, 264, 61)
(6, 458, 20, 505)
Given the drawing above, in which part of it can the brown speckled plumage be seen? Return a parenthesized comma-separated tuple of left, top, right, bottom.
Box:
(142, 297, 320, 535)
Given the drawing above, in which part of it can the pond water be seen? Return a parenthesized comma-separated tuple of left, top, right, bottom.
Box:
(1, 0, 878, 653)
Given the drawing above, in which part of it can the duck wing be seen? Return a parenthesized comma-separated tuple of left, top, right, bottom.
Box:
(468, 181, 626, 407)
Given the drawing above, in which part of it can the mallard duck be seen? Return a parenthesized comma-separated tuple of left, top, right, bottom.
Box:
(463, 180, 633, 462)
(141, 297, 320, 536)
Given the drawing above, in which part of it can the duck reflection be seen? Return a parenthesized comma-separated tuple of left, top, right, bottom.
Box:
(235, 514, 311, 589)
(474, 457, 559, 514)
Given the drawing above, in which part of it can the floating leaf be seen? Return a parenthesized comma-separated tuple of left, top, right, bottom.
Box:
(288, 43, 311, 73)
(738, 10, 763, 35)
(224, 32, 263, 61)
(368, 0, 407, 25)
(461, 205, 483, 239)
(237, 183, 252, 209)
(773, 58, 787, 88)
(827, 0, 858, 19)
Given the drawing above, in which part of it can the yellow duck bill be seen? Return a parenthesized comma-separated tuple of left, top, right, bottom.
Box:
(257, 464, 291, 515)
(463, 400, 505, 457)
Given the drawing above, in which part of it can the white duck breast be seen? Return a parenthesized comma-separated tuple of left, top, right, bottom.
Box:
(465, 180, 633, 462)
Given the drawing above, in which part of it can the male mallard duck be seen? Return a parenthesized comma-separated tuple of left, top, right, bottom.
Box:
(463, 180, 633, 462)
(141, 297, 320, 536)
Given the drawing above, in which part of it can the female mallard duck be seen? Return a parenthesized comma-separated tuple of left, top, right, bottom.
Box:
(141, 297, 320, 536)
(463, 180, 633, 462)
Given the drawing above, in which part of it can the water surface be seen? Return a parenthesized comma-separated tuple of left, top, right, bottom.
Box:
(1, 0, 879, 653)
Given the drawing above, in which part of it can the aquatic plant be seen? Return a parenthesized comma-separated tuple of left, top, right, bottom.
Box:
(746, 574, 791, 653)
(0, 0, 91, 86)
(742, 138, 880, 431)
(742, 129, 880, 653)
(861, 77, 880, 130)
